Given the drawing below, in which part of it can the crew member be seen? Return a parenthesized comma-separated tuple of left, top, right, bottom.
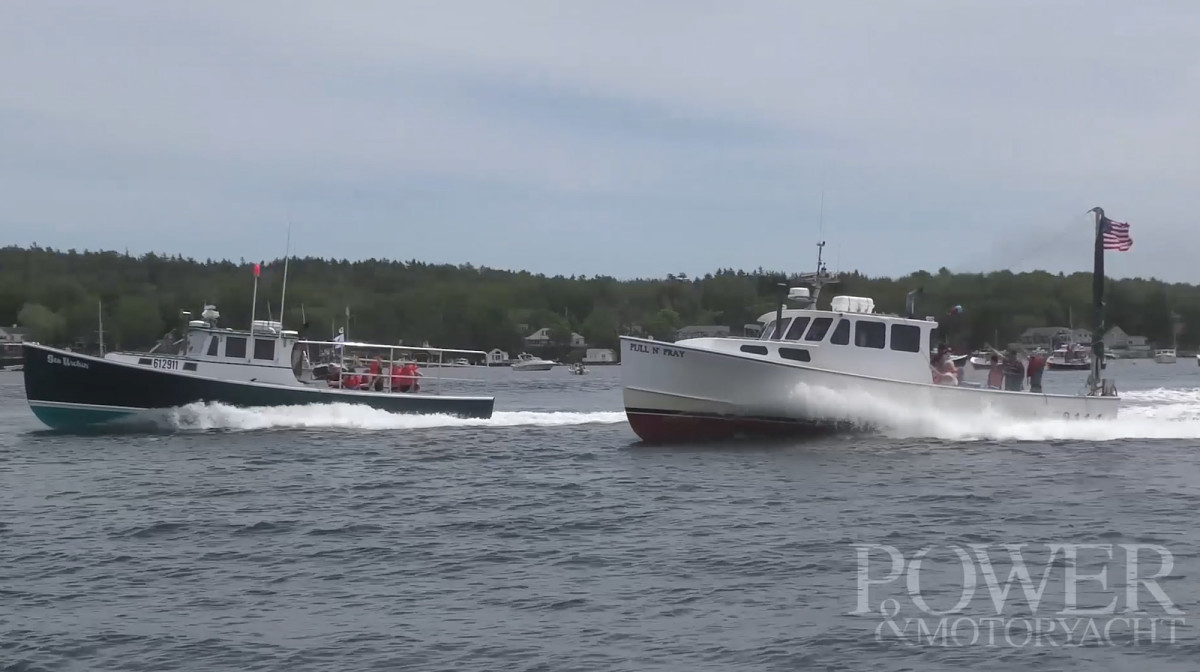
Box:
(1002, 349, 1025, 391)
(1026, 350, 1046, 393)
(368, 355, 384, 392)
(986, 354, 1004, 389)
(398, 360, 422, 393)
(930, 345, 959, 385)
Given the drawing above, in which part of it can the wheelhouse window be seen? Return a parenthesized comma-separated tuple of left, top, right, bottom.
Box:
(778, 347, 812, 362)
(854, 320, 886, 349)
(890, 324, 922, 353)
(930, 327, 940, 352)
(761, 317, 793, 340)
(784, 316, 811, 341)
(254, 338, 276, 361)
(225, 336, 247, 358)
(206, 336, 220, 356)
(804, 317, 833, 342)
(830, 318, 851, 345)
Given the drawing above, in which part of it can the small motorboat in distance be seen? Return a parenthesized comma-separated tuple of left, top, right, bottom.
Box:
(511, 353, 556, 371)
(568, 362, 589, 375)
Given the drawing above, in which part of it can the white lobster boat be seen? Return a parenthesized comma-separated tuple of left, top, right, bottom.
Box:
(621, 220, 1123, 443)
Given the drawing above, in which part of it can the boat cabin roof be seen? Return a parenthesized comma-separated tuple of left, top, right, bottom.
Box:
(751, 295, 940, 352)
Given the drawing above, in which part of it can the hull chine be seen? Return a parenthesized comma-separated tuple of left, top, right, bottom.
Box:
(625, 407, 850, 444)
(28, 401, 145, 431)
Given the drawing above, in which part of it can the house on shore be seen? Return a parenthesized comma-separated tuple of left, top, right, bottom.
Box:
(1102, 326, 1153, 358)
(675, 325, 731, 341)
(486, 348, 510, 366)
(583, 348, 618, 364)
(525, 328, 587, 349)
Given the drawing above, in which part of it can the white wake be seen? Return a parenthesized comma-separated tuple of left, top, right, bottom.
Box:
(164, 402, 625, 432)
(786, 383, 1200, 442)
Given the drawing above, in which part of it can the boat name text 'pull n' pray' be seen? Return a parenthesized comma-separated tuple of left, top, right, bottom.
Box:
(628, 341, 685, 358)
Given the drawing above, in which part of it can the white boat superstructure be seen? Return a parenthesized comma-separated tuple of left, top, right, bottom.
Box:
(1154, 349, 1177, 364)
(620, 232, 1121, 443)
(511, 352, 556, 371)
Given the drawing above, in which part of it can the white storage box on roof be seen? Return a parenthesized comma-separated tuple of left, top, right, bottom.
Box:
(830, 296, 875, 314)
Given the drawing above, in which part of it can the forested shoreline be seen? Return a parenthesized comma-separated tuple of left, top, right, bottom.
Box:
(1, 245, 1195, 353)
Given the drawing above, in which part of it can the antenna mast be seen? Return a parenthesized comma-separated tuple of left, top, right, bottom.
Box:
(97, 299, 105, 356)
(279, 222, 291, 330)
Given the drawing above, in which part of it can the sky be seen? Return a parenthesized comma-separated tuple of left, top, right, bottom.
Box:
(1, 1, 1198, 281)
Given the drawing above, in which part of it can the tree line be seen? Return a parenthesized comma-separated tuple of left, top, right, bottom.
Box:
(2, 245, 1195, 355)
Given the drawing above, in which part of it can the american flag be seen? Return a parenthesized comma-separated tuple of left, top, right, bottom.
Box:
(1101, 216, 1133, 251)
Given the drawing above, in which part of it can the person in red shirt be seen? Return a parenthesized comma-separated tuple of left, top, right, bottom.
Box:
(367, 355, 384, 391)
(1026, 351, 1046, 393)
(397, 361, 422, 393)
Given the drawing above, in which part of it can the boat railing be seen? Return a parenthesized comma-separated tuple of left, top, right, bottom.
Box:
(296, 339, 491, 395)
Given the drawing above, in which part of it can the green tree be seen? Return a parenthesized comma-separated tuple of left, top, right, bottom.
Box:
(645, 308, 681, 341)
(546, 314, 573, 346)
(17, 302, 67, 343)
(111, 296, 164, 349)
(581, 305, 619, 349)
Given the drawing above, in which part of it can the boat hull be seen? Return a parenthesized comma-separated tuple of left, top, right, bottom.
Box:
(511, 363, 555, 371)
(620, 337, 1119, 443)
(1046, 360, 1092, 371)
(22, 343, 495, 430)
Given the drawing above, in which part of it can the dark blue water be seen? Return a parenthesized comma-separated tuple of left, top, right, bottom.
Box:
(3, 361, 1200, 671)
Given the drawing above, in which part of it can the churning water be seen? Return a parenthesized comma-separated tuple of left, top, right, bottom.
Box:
(3, 361, 1200, 670)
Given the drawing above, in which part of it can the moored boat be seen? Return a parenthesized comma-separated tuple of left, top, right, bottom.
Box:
(1154, 349, 1177, 364)
(511, 352, 556, 371)
(1046, 344, 1092, 371)
(620, 211, 1127, 443)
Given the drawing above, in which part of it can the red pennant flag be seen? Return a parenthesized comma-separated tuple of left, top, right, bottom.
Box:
(253, 262, 261, 277)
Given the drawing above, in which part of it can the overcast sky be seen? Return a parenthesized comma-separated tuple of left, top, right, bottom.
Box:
(1, 1, 1197, 281)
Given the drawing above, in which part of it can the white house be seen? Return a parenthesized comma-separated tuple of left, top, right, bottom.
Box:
(583, 348, 617, 364)
(0, 326, 29, 343)
(525, 327, 587, 348)
(486, 348, 510, 365)
(1102, 325, 1130, 348)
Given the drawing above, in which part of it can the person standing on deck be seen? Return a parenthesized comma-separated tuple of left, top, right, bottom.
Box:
(930, 345, 959, 385)
(1002, 349, 1025, 391)
(1026, 351, 1046, 393)
(397, 360, 422, 393)
(986, 354, 1004, 389)
(368, 355, 384, 391)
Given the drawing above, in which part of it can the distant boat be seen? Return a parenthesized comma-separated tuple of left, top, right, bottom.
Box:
(969, 351, 995, 370)
(511, 352, 556, 371)
(1154, 349, 1177, 364)
(1046, 344, 1092, 371)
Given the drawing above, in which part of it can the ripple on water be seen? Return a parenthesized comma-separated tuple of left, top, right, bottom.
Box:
(5, 371, 1200, 670)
